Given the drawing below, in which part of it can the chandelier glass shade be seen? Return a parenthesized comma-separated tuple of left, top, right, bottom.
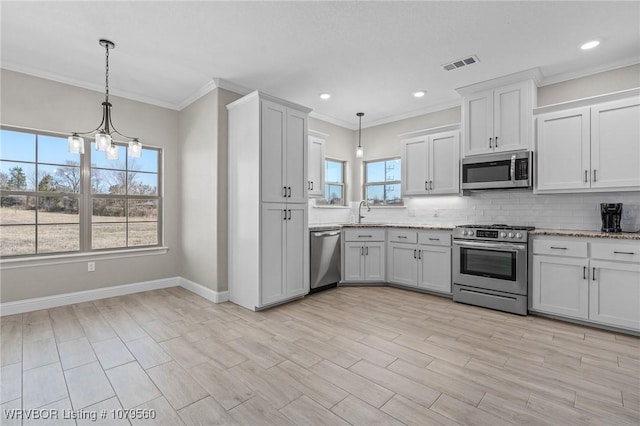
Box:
(68, 39, 142, 160)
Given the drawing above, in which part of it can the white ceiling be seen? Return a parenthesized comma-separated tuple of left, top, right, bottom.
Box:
(1, 1, 639, 129)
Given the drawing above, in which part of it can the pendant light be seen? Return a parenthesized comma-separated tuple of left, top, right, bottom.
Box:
(356, 112, 364, 158)
(68, 39, 142, 160)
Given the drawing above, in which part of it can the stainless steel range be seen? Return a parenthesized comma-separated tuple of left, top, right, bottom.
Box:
(452, 224, 534, 315)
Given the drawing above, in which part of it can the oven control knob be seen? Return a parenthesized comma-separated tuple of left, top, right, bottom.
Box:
(508, 232, 515, 239)
(462, 230, 468, 236)
(468, 230, 474, 236)
(516, 232, 523, 239)
(500, 232, 507, 238)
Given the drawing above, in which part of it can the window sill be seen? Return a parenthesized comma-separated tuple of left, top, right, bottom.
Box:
(0, 246, 169, 270)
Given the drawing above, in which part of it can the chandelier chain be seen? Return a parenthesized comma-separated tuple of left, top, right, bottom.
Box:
(105, 42, 110, 103)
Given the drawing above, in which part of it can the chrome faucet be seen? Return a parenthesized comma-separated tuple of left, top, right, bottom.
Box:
(358, 200, 371, 224)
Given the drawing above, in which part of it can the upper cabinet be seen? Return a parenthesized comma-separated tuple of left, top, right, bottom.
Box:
(307, 130, 327, 198)
(400, 125, 460, 197)
(462, 80, 536, 156)
(536, 91, 640, 193)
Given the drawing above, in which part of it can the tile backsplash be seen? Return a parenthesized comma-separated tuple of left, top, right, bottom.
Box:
(310, 191, 640, 232)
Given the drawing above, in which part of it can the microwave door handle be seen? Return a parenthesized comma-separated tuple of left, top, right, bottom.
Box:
(510, 154, 516, 184)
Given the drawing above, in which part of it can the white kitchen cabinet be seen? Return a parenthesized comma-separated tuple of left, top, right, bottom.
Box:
(307, 130, 326, 197)
(531, 236, 640, 331)
(589, 260, 640, 330)
(536, 94, 640, 193)
(228, 91, 311, 311)
(386, 230, 452, 294)
(462, 80, 535, 156)
(531, 255, 589, 320)
(261, 99, 308, 204)
(342, 229, 386, 283)
(401, 126, 460, 196)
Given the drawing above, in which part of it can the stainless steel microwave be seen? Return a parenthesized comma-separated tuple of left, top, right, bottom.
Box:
(461, 151, 532, 190)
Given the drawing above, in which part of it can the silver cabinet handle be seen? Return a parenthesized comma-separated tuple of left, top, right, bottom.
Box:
(425, 181, 428, 190)
(288, 187, 292, 197)
(413, 249, 417, 259)
(495, 136, 499, 147)
(489, 137, 493, 148)
(283, 186, 287, 197)
(398, 235, 407, 239)
(614, 251, 635, 255)
(418, 249, 422, 260)
(429, 181, 433, 190)
(583, 266, 586, 280)
(593, 170, 597, 182)
(585, 170, 588, 183)
(360, 246, 364, 256)
(550, 246, 567, 250)
(288, 209, 291, 220)
(283, 209, 287, 220)
(365, 246, 369, 256)
(358, 235, 372, 238)
(310, 181, 314, 190)
(429, 238, 440, 241)
(592, 267, 596, 281)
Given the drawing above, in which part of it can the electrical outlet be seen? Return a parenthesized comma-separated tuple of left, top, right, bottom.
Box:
(88, 261, 95, 272)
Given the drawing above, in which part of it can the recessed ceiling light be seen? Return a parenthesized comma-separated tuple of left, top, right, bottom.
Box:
(413, 91, 426, 98)
(580, 40, 600, 50)
(319, 93, 331, 100)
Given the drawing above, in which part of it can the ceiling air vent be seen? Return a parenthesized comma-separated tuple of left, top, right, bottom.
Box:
(442, 55, 480, 71)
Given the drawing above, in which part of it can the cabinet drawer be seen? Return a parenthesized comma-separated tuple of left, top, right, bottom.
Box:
(591, 242, 640, 263)
(344, 228, 386, 242)
(533, 240, 587, 257)
(388, 229, 417, 244)
(418, 231, 451, 246)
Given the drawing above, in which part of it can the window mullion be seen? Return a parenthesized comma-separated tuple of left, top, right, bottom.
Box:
(81, 139, 92, 251)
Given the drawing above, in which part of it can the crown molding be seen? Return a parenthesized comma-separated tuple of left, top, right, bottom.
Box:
(538, 57, 640, 87)
(1, 62, 180, 110)
(363, 99, 462, 130)
(308, 111, 354, 130)
(456, 67, 544, 96)
(533, 87, 640, 115)
(176, 78, 254, 110)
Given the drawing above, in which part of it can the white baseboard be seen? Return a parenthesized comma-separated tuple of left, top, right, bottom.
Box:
(179, 277, 229, 303)
(0, 276, 229, 316)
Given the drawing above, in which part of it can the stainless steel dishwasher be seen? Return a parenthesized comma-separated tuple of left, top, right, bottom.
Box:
(310, 228, 341, 293)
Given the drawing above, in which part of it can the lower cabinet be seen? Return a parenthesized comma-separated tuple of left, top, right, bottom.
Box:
(343, 242, 385, 282)
(531, 237, 640, 331)
(386, 230, 452, 293)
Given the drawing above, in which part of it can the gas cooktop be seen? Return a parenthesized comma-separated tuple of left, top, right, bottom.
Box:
(457, 224, 535, 231)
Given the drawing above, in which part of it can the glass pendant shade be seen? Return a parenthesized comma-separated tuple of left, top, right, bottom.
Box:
(356, 146, 364, 158)
(128, 139, 142, 158)
(68, 134, 85, 154)
(95, 132, 111, 151)
(106, 143, 119, 160)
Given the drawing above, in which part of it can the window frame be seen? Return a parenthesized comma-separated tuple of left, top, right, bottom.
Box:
(0, 125, 163, 259)
(363, 156, 403, 206)
(318, 158, 346, 206)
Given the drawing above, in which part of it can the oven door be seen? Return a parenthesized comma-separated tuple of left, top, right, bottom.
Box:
(453, 240, 527, 295)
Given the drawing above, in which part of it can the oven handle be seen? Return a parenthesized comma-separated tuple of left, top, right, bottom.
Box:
(453, 240, 527, 252)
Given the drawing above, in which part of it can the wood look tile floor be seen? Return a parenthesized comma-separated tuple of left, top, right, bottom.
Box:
(1, 286, 639, 425)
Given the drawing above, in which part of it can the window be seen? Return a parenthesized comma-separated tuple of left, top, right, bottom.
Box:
(319, 159, 346, 205)
(364, 157, 402, 205)
(0, 127, 162, 257)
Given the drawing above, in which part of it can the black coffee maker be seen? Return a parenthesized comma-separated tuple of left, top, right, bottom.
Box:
(601, 203, 622, 233)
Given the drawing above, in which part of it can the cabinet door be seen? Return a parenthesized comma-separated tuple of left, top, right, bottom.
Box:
(589, 260, 640, 331)
(591, 98, 640, 190)
(343, 243, 364, 281)
(387, 243, 418, 286)
(418, 246, 451, 293)
(401, 136, 428, 195)
(285, 109, 308, 203)
(364, 242, 385, 282)
(308, 134, 325, 197)
(531, 255, 589, 319)
(285, 206, 309, 298)
(261, 204, 286, 306)
(536, 108, 591, 192)
(463, 91, 493, 156)
(261, 100, 287, 203)
(429, 131, 460, 195)
(493, 82, 529, 153)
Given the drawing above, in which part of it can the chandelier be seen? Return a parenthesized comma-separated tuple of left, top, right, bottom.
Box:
(68, 39, 142, 160)
(355, 112, 364, 158)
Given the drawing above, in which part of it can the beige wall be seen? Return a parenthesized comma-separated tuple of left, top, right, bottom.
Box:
(538, 64, 640, 106)
(0, 70, 180, 303)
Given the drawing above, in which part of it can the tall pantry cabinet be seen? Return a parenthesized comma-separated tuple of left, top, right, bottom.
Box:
(227, 91, 312, 310)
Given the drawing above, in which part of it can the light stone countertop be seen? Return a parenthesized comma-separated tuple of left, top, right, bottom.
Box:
(309, 223, 455, 231)
(530, 228, 640, 240)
